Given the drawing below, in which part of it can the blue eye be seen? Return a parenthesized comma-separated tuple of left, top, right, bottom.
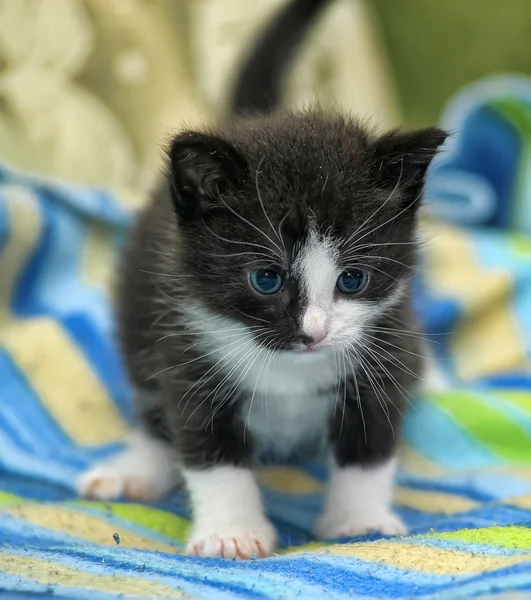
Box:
(336, 270, 368, 294)
(249, 269, 283, 294)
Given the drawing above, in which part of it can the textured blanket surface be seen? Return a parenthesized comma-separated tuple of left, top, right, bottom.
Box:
(2, 79, 531, 599)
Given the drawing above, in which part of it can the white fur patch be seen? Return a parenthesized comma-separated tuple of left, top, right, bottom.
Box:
(185, 466, 276, 558)
(77, 430, 180, 501)
(181, 284, 403, 459)
(315, 457, 407, 539)
(181, 302, 338, 457)
(294, 230, 405, 349)
(294, 231, 338, 342)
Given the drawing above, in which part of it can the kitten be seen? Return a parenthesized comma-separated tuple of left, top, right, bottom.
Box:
(78, 0, 447, 559)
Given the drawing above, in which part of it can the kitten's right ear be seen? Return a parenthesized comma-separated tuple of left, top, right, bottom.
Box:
(168, 132, 248, 221)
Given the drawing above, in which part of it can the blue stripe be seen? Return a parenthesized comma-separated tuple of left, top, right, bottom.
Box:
(0, 351, 86, 466)
(0, 577, 120, 600)
(470, 230, 531, 357)
(11, 189, 50, 317)
(61, 314, 133, 422)
(0, 474, 74, 502)
(0, 187, 9, 255)
(403, 399, 501, 469)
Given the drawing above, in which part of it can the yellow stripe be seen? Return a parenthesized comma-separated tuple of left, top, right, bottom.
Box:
(398, 444, 447, 477)
(3, 504, 179, 554)
(0, 552, 190, 598)
(2, 317, 128, 445)
(424, 221, 523, 380)
(395, 487, 479, 514)
(256, 467, 324, 494)
(312, 540, 531, 574)
(505, 493, 531, 509)
(0, 186, 42, 320)
(82, 221, 116, 290)
(489, 465, 531, 481)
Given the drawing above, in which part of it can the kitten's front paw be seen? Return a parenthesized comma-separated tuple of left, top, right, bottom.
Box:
(77, 432, 180, 501)
(78, 465, 158, 501)
(187, 522, 276, 559)
(315, 508, 407, 540)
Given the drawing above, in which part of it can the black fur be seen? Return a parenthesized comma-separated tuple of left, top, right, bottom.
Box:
(117, 0, 447, 478)
(230, 0, 330, 116)
(118, 112, 446, 469)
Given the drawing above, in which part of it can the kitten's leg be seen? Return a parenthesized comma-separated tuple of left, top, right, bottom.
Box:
(177, 399, 276, 559)
(315, 457, 406, 539)
(315, 377, 407, 539)
(185, 466, 276, 559)
(77, 390, 181, 501)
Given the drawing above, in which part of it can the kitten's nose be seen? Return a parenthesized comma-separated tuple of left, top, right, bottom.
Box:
(301, 305, 328, 346)
(298, 330, 327, 346)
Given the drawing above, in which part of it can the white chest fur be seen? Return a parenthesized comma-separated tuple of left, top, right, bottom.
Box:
(183, 303, 339, 457)
(239, 350, 338, 457)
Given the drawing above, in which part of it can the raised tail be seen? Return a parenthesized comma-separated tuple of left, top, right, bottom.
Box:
(229, 0, 332, 117)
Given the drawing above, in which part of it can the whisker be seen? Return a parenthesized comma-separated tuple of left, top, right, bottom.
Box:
(342, 349, 366, 445)
(147, 334, 258, 380)
(157, 325, 265, 343)
(255, 158, 285, 250)
(244, 347, 271, 443)
(216, 190, 284, 256)
(342, 158, 404, 249)
(339, 352, 348, 438)
(348, 347, 395, 436)
(359, 335, 421, 381)
(346, 187, 424, 251)
(235, 309, 272, 324)
(276, 209, 292, 256)
(179, 339, 261, 414)
(139, 269, 193, 278)
(342, 261, 400, 281)
(208, 251, 278, 261)
(206, 338, 275, 430)
(362, 332, 434, 361)
(356, 341, 416, 404)
(185, 345, 259, 428)
(205, 225, 282, 259)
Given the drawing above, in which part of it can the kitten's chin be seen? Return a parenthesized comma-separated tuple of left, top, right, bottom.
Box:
(283, 345, 334, 363)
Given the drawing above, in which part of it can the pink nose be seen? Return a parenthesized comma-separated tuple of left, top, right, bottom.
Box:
(302, 306, 328, 345)
(309, 329, 327, 344)
(300, 330, 327, 346)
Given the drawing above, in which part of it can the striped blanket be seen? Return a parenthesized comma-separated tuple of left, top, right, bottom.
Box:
(2, 78, 531, 599)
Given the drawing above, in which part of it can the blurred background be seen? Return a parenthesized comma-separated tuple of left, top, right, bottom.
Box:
(3, 1, 531, 593)
(1, 0, 531, 460)
(2, 0, 530, 196)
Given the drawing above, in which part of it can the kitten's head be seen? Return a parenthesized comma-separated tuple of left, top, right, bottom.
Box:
(167, 112, 446, 358)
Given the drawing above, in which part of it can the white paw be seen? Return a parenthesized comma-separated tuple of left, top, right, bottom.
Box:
(315, 508, 407, 540)
(77, 431, 181, 501)
(78, 465, 158, 501)
(187, 522, 276, 559)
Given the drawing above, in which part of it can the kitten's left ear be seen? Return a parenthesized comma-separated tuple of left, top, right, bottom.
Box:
(168, 131, 249, 221)
(371, 127, 448, 207)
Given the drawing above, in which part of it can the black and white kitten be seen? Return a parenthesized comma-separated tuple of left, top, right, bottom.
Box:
(78, 0, 447, 559)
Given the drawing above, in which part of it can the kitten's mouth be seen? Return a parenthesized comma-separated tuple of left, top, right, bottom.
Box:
(294, 343, 324, 356)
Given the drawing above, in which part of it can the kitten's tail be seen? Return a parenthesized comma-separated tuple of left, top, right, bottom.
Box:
(229, 0, 331, 117)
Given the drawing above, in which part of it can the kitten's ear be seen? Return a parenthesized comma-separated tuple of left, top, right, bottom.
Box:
(168, 131, 248, 221)
(371, 127, 448, 208)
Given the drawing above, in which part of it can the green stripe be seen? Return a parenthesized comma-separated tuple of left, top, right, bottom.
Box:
(429, 391, 531, 463)
(430, 525, 531, 549)
(497, 390, 531, 416)
(0, 490, 23, 505)
(492, 100, 531, 229)
(509, 235, 531, 257)
(70, 501, 189, 543)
